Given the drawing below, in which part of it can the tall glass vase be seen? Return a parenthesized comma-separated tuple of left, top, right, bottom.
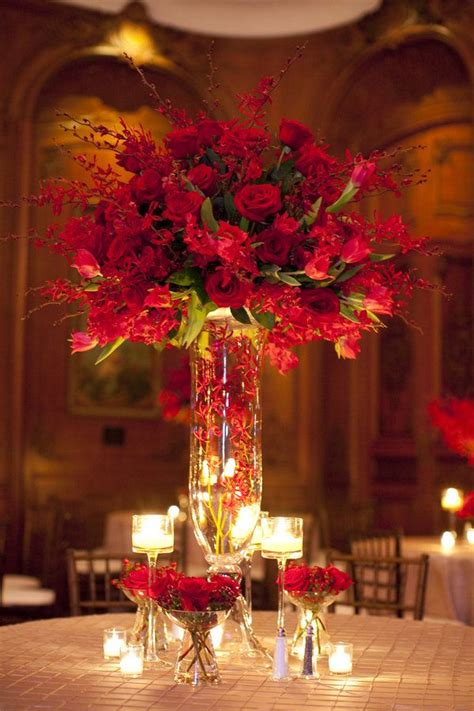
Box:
(189, 309, 270, 662)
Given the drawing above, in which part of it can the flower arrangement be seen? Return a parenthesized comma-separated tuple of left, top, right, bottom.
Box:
(284, 562, 353, 655)
(149, 566, 241, 612)
(429, 398, 474, 466)
(284, 562, 353, 600)
(26, 55, 432, 373)
(115, 559, 150, 602)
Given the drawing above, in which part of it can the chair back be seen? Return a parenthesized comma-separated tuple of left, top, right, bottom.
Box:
(350, 529, 402, 558)
(66, 550, 136, 616)
(326, 550, 430, 620)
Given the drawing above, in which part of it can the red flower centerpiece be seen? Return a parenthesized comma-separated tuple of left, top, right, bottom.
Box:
(114, 560, 169, 651)
(429, 398, 474, 465)
(151, 567, 240, 686)
(284, 562, 353, 656)
(17, 54, 433, 660)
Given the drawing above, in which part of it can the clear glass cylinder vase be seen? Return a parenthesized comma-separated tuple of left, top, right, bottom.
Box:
(189, 310, 265, 572)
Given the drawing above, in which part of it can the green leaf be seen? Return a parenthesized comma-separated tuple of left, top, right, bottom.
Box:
(83, 283, 99, 292)
(230, 307, 252, 324)
(224, 192, 238, 220)
(278, 272, 300, 286)
(335, 264, 364, 283)
(369, 252, 396, 262)
(251, 309, 275, 330)
(365, 309, 382, 324)
(94, 336, 125, 365)
(326, 181, 358, 214)
(201, 197, 219, 233)
(239, 217, 250, 232)
(167, 268, 198, 286)
(183, 291, 207, 347)
(339, 304, 360, 323)
(302, 196, 322, 226)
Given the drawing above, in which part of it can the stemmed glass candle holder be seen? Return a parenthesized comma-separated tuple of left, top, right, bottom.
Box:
(132, 513, 173, 665)
(242, 511, 268, 625)
(441, 487, 463, 533)
(261, 517, 303, 679)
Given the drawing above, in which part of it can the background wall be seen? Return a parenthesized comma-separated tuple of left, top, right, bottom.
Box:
(0, 0, 472, 578)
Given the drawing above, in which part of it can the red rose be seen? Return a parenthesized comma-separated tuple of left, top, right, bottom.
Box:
(131, 169, 166, 203)
(284, 565, 311, 592)
(177, 577, 211, 611)
(234, 184, 282, 222)
(163, 190, 204, 226)
(149, 566, 180, 601)
(256, 227, 292, 266)
(197, 119, 224, 147)
(205, 270, 250, 308)
(121, 564, 149, 592)
(302, 288, 340, 320)
(187, 164, 218, 196)
(295, 145, 336, 177)
(279, 119, 313, 150)
(208, 574, 241, 605)
(326, 565, 352, 594)
(165, 126, 198, 159)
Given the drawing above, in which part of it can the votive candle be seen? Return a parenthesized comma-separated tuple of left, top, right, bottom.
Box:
(440, 530, 456, 549)
(120, 644, 144, 677)
(328, 642, 353, 674)
(103, 628, 126, 659)
(132, 514, 174, 553)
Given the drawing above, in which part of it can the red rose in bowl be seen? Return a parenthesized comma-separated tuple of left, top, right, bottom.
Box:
(177, 577, 211, 611)
(284, 565, 311, 592)
(234, 184, 282, 222)
(326, 566, 352, 593)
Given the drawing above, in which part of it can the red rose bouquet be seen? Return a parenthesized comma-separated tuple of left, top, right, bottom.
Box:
(283, 563, 352, 655)
(429, 398, 474, 466)
(150, 567, 240, 612)
(26, 57, 432, 373)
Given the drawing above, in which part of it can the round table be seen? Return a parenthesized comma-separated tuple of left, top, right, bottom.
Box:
(402, 536, 474, 625)
(0, 612, 472, 710)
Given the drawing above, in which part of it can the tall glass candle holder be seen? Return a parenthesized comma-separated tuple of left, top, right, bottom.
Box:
(241, 511, 268, 625)
(441, 487, 463, 532)
(132, 513, 174, 666)
(261, 517, 303, 632)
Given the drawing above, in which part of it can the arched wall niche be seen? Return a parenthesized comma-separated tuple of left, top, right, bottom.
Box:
(5, 46, 210, 561)
(320, 33, 473, 536)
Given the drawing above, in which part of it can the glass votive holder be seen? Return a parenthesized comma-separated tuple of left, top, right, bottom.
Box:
(103, 627, 127, 659)
(440, 530, 456, 549)
(120, 643, 144, 677)
(328, 642, 353, 675)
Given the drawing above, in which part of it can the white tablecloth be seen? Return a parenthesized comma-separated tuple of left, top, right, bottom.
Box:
(402, 536, 474, 625)
(0, 612, 473, 710)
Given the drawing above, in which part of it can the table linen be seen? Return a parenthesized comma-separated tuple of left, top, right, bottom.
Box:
(0, 611, 473, 710)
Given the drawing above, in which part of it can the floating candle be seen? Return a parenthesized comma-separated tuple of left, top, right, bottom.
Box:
(441, 488, 463, 512)
(132, 514, 174, 553)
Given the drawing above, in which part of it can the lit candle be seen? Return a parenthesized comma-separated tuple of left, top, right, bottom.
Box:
(120, 644, 144, 677)
(440, 530, 456, 549)
(328, 643, 353, 674)
(466, 527, 474, 545)
(261, 533, 303, 558)
(131, 514, 174, 553)
(103, 628, 126, 659)
(441, 488, 463, 512)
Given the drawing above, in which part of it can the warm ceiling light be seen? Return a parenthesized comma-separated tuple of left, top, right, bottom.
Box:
(108, 21, 155, 63)
(53, 1, 382, 38)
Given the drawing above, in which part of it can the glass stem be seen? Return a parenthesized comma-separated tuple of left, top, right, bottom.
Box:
(146, 551, 158, 661)
(277, 558, 287, 631)
(243, 554, 253, 625)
